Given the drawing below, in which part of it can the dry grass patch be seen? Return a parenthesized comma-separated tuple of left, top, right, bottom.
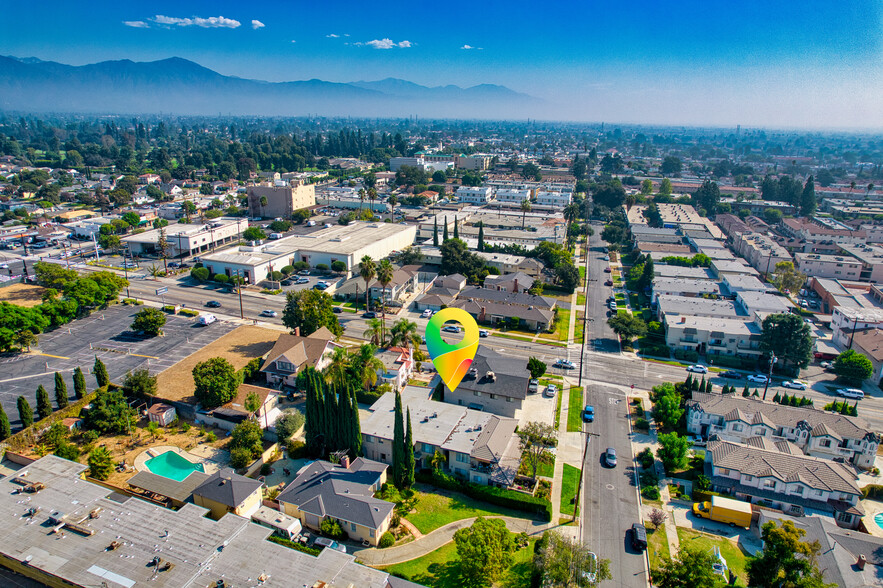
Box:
(156, 325, 279, 403)
(0, 283, 46, 307)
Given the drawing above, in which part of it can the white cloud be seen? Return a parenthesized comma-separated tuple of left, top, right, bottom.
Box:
(461, 44, 483, 50)
(397, 40, 412, 48)
(152, 15, 241, 28)
(326, 33, 339, 38)
(365, 38, 412, 49)
(124, 20, 149, 28)
(251, 20, 265, 30)
(291, 40, 297, 43)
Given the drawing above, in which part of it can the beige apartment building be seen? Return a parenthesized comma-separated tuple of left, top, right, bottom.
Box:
(794, 252, 862, 281)
(247, 182, 316, 219)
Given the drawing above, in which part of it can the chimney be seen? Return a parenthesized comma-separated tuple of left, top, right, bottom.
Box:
(479, 306, 486, 321)
(857, 554, 866, 570)
(514, 278, 519, 293)
(680, 316, 686, 323)
(294, 326, 300, 337)
(341, 455, 351, 469)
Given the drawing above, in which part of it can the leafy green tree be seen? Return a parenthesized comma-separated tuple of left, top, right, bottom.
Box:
(660, 156, 682, 177)
(230, 419, 263, 459)
(656, 432, 690, 472)
(538, 530, 612, 587)
(527, 357, 547, 379)
(73, 366, 87, 399)
(121, 369, 157, 400)
(54, 372, 68, 409)
(555, 262, 580, 292)
(518, 421, 557, 482)
(242, 226, 267, 242)
(34, 262, 78, 290)
(131, 307, 166, 336)
(439, 238, 485, 279)
(773, 261, 806, 294)
(281, 288, 343, 337)
(454, 517, 516, 586)
(760, 313, 813, 370)
(608, 314, 647, 343)
(653, 386, 684, 430)
(659, 178, 673, 195)
(193, 357, 241, 409)
(17, 396, 33, 428)
(653, 543, 719, 588)
(692, 180, 720, 214)
(747, 520, 834, 588)
(88, 447, 114, 480)
(83, 387, 135, 435)
(93, 356, 110, 387)
(833, 349, 874, 385)
(274, 409, 305, 443)
(0, 404, 10, 440)
(36, 385, 52, 420)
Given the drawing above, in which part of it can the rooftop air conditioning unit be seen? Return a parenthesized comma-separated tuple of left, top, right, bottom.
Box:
(485, 371, 496, 382)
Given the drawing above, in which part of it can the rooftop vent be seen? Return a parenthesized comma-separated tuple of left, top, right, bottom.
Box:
(485, 371, 496, 382)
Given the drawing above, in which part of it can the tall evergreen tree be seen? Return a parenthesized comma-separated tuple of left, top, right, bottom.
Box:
(0, 404, 10, 441)
(477, 221, 485, 252)
(443, 217, 449, 241)
(800, 175, 816, 216)
(73, 366, 87, 399)
(433, 217, 439, 247)
(54, 372, 68, 409)
(325, 381, 339, 451)
(697, 375, 705, 391)
(392, 390, 405, 488)
(403, 408, 415, 489)
(17, 396, 33, 428)
(685, 374, 693, 390)
(348, 386, 363, 457)
(743, 384, 750, 396)
(93, 356, 110, 388)
(453, 217, 459, 240)
(704, 380, 712, 394)
(36, 385, 52, 420)
(304, 368, 325, 456)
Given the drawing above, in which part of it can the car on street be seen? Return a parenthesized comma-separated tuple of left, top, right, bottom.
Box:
(205, 300, 222, 308)
(528, 379, 539, 393)
(543, 384, 557, 398)
(686, 364, 708, 374)
(603, 255, 610, 261)
(259, 310, 277, 318)
(631, 523, 648, 551)
(479, 330, 489, 337)
(782, 380, 808, 390)
(720, 370, 741, 379)
(442, 325, 461, 333)
(582, 405, 595, 422)
(604, 447, 617, 467)
(604, 279, 614, 286)
(554, 359, 576, 370)
(687, 434, 707, 447)
(363, 311, 377, 319)
(837, 388, 865, 399)
(121, 261, 137, 268)
(820, 361, 833, 369)
(332, 307, 342, 313)
(608, 301, 617, 310)
(603, 267, 611, 273)
(421, 309, 433, 318)
(747, 374, 769, 384)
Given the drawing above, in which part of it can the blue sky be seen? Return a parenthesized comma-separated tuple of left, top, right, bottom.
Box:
(3, 0, 882, 127)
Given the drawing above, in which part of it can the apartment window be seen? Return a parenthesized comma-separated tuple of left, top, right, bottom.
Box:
(718, 468, 731, 476)
(840, 494, 851, 501)
(836, 512, 852, 523)
(380, 453, 386, 461)
(755, 428, 766, 437)
(351, 523, 356, 532)
(474, 391, 481, 397)
(369, 529, 375, 538)
(364, 435, 374, 444)
(732, 424, 744, 432)
(819, 439, 831, 448)
(489, 394, 496, 400)
(423, 444, 433, 453)
(506, 397, 513, 403)
(792, 485, 804, 495)
(743, 475, 754, 482)
(456, 453, 469, 463)
(764, 479, 776, 489)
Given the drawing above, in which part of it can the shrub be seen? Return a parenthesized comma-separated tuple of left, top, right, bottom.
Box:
(179, 308, 199, 317)
(214, 273, 229, 284)
(673, 348, 699, 362)
(640, 345, 670, 358)
(320, 518, 347, 541)
(205, 431, 217, 442)
(180, 422, 191, 433)
(288, 440, 308, 459)
(230, 447, 253, 469)
(378, 531, 395, 548)
(267, 535, 321, 556)
(637, 447, 655, 470)
(642, 486, 660, 500)
(191, 267, 210, 282)
(161, 305, 176, 313)
(261, 463, 272, 476)
(315, 263, 330, 271)
(640, 470, 659, 488)
(635, 418, 649, 431)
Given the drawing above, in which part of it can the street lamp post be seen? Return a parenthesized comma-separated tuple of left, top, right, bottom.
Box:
(235, 269, 245, 319)
(762, 352, 777, 400)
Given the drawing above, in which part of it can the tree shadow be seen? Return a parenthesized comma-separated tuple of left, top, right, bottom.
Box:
(227, 340, 277, 357)
(411, 561, 486, 588)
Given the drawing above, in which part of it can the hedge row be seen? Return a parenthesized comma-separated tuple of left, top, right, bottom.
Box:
(705, 353, 757, 370)
(673, 349, 699, 362)
(862, 485, 883, 499)
(416, 469, 553, 522)
(267, 535, 320, 556)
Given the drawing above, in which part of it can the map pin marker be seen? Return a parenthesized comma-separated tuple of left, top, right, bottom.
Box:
(425, 308, 480, 393)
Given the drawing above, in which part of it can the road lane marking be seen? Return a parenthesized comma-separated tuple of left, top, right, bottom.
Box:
(36, 352, 70, 359)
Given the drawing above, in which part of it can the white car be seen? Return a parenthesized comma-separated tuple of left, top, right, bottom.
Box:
(555, 359, 576, 370)
(260, 310, 278, 318)
(198, 314, 217, 326)
(295, 277, 310, 284)
(782, 380, 808, 390)
(543, 384, 558, 398)
(837, 388, 865, 399)
(820, 361, 833, 369)
(421, 309, 433, 318)
(686, 365, 708, 374)
(478, 330, 489, 337)
(747, 374, 769, 384)
(688, 434, 707, 447)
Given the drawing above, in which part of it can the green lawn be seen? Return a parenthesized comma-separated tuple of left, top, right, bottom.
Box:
(574, 311, 585, 345)
(492, 333, 535, 344)
(554, 383, 564, 427)
(676, 528, 749, 586)
(579, 265, 586, 279)
(560, 464, 580, 517)
(519, 449, 555, 478)
(566, 386, 584, 433)
(646, 522, 671, 571)
(577, 293, 586, 306)
(405, 484, 533, 535)
(382, 538, 537, 588)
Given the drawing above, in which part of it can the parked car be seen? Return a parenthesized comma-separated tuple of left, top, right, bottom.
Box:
(332, 307, 342, 313)
(582, 405, 595, 423)
(837, 388, 865, 399)
(782, 380, 808, 390)
(528, 379, 539, 393)
(280, 279, 294, 286)
(603, 267, 611, 273)
(554, 359, 576, 370)
(608, 301, 617, 310)
(205, 300, 222, 308)
(478, 329, 489, 337)
(603, 255, 610, 261)
(543, 384, 557, 398)
(687, 434, 707, 447)
(686, 364, 708, 374)
(747, 374, 769, 384)
(297, 269, 310, 276)
(720, 370, 741, 379)
(363, 311, 377, 319)
(313, 537, 346, 553)
(631, 523, 647, 551)
(295, 277, 310, 284)
(313, 282, 328, 290)
(421, 309, 433, 318)
(259, 310, 278, 318)
(442, 325, 461, 333)
(198, 314, 217, 326)
(604, 279, 614, 286)
(820, 361, 833, 369)
(604, 447, 617, 467)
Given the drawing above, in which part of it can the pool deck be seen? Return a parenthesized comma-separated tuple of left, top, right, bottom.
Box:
(861, 498, 883, 538)
(133, 445, 224, 475)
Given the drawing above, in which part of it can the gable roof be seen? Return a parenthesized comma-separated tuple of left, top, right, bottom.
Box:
(192, 468, 263, 507)
(458, 286, 556, 310)
(262, 331, 339, 374)
(451, 347, 530, 399)
(276, 458, 392, 529)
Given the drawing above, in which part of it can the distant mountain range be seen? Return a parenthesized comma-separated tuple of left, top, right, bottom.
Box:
(0, 55, 541, 118)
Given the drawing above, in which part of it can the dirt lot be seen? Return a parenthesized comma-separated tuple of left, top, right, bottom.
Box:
(156, 325, 280, 403)
(0, 283, 45, 307)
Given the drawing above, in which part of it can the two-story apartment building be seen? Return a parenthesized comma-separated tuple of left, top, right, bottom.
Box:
(706, 438, 864, 529)
(494, 188, 532, 203)
(830, 305, 883, 347)
(456, 186, 495, 204)
(687, 392, 879, 469)
(441, 348, 530, 417)
(794, 253, 863, 281)
(665, 315, 764, 358)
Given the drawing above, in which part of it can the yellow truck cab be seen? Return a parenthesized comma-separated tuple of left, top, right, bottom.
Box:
(692, 495, 752, 528)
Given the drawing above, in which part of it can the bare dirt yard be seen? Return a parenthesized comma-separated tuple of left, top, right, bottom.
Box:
(156, 325, 280, 403)
(0, 283, 45, 307)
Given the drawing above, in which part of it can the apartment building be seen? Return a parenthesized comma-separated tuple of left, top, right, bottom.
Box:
(686, 392, 880, 469)
(830, 305, 883, 347)
(122, 217, 248, 258)
(389, 156, 423, 172)
(534, 187, 573, 208)
(665, 315, 763, 358)
(732, 231, 792, 273)
(838, 243, 883, 283)
(456, 154, 493, 171)
(495, 188, 532, 203)
(794, 252, 862, 281)
(246, 182, 316, 219)
(780, 218, 866, 253)
(456, 186, 495, 204)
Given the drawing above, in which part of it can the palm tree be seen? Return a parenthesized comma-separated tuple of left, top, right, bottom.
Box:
(389, 319, 420, 355)
(351, 344, 385, 390)
(377, 260, 394, 342)
(520, 199, 531, 229)
(850, 181, 857, 194)
(358, 188, 366, 214)
(388, 195, 398, 223)
(359, 255, 376, 311)
(323, 346, 351, 388)
(363, 318, 384, 346)
(563, 202, 580, 226)
(368, 188, 378, 218)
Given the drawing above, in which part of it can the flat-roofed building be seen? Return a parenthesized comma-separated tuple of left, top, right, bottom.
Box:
(247, 182, 315, 219)
(733, 232, 791, 273)
(652, 277, 721, 299)
(656, 295, 742, 321)
(838, 243, 883, 283)
(456, 186, 495, 204)
(795, 252, 862, 281)
(831, 305, 883, 347)
(122, 217, 248, 258)
(495, 188, 532, 203)
(665, 315, 763, 358)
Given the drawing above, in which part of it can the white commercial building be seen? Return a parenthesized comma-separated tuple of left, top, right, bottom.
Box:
(122, 217, 248, 258)
(456, 186, 495, 204)
(535, 188, 573, 209)
(495, 188, 532, 203)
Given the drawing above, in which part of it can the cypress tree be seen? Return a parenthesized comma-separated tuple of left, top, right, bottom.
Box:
(743, 384, 750, 396)
(772, 392, 781, 403)
(752, 390, 760, 397)
(93, 356, 110, 388)
(0, 404, 10, 440)
(692, 376, 701, 391)
(36, 385, 52, 420)
(704, 380, 712, 394)
(403, 408, 415, 489)
(17, 396, 33, 428)
(54, 372, 68, 409)
(840, 401, 850, 415)
(73, 367, 87, 399)
(304, 368, 323, 455)
(685, 374, 693, 389)
(852, 401, 859, 416)
(433, 217, 439, 247)
(477, 222, 485, 252)
(443, 217, 449, 241)
(325, 382, 339, 451)
(453, 217, 459, 240)
(349, 386, 362, 457)
(392, 390, 405, 488)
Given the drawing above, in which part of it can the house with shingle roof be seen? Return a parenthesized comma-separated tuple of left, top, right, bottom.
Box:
(687, 392, 879, 469)
(706, 438, 864, 529)
(260, 328, 342, 387)
(192, 468, 264, 520)
(442, 348, 530, 417)
(276, 457, 393, 546)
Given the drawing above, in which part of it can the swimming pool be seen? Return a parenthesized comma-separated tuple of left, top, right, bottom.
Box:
(145, 451, 205, 482)
(875, 512, 883, 531)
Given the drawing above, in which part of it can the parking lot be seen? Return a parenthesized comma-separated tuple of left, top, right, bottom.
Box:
(0, 304, 236, 429)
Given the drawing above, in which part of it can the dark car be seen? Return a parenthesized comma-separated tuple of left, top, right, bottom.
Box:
(205, 300, 222, 308)
(581, 405, 594, 423)
(720, 370, 742, 379)
(333, 307, 342, 313)
(631, 523, 647, 551)
(604, 279, 614, 286)
(281, 279, 294, 286)
(363, 311, 377, 319)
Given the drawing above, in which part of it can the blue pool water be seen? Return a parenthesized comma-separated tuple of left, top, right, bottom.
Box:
(145, 451, 204, 482)
(875, 512, 883, 531)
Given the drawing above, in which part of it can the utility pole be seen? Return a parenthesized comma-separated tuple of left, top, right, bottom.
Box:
(848, 314, 859, 350)
(578, 224, 591, 388)
(236, 270, 245, 319)
(122, 246, 131, 299)
(572, 429, 600, 522)
(762, 352, 777, 400)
